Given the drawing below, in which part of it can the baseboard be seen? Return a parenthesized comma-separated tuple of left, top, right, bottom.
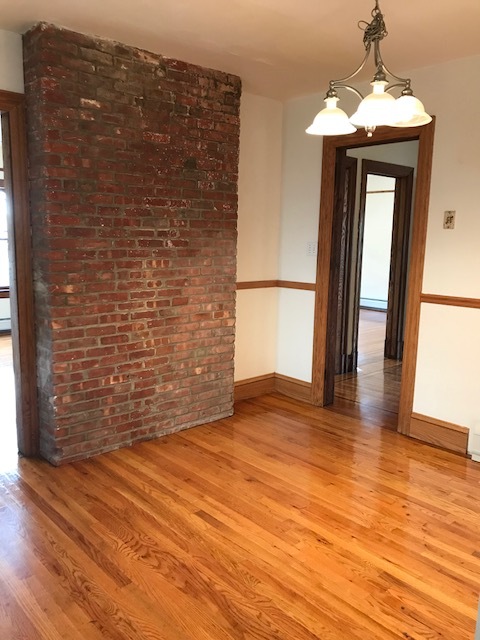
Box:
(410, 412, 469, 455)
(274, 373, 312, 402)
(234, 373, 312, 404)
(234, 374, 275, 402)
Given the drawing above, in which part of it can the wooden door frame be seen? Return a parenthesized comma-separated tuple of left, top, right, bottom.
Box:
(334, 155, 357, 375)
(311, 120, 435, 436)
(1, 90, 39, 456)
(354, 159, 414, 364)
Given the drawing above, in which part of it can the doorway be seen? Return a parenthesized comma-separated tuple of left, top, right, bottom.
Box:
(0, 123, 18, 469)
(332, 149, 416, 422)
(0, 90, 38, 458)
(311, 122, 435, 436)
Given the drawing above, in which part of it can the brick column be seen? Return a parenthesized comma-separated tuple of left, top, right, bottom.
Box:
(23, 23, 241, 464)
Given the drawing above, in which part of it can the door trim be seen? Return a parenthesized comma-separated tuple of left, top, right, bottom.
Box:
(311, 121, 435, 436)
(1, 90, 39, 456)
(334, 155, 357, 376)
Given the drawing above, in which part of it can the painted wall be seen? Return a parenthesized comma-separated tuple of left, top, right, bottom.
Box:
(360, 178, 395, 307)
(0, 29, 24, 93)
(235, 92, 282, 381)
(274, 96, 324, 382)
(279, 54, 480, 448)
(406, 56, 480, 445)
(0, 298, 10, 331)
(276, 288, 315, 382)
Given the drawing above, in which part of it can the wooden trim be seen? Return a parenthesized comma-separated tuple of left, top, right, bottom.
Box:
(236, 280, 277, 290)
(0, 288, 10, 299)
(311, 121, 436, 442)
(396, 122, 435, 435)
(311, 136, 337, 405)
(277, 280, 316, 291)
(1, 90, 39, 456)
(410, 412, 469, 455)
(274, 373, 312, 402)
(234, 374, 275, 402)
(234, 373, 312, 404)
(236, 280, 316, 292)
(420, 294, 480, 309)
(334, 155, 357, 375)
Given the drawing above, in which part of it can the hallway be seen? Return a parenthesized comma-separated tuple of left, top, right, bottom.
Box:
(0, 333, 17, 471)
(333, 309, 402, 430)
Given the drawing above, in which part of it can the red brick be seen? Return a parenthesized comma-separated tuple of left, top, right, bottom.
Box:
(24, 22, 240, 465)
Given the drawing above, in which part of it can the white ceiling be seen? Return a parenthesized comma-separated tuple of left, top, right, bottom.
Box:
(2, 0, 480, 100)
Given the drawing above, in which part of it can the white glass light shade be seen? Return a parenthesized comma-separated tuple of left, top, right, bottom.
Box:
(306, 97, 356, 136)
(391, 94, 432, 127)
(349, 81, 398, 128)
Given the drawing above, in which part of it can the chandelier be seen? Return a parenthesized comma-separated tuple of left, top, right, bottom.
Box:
(306, 1, 432, 137)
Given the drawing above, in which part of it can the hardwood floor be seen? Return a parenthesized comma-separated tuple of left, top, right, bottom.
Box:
(0, 334, 17, 472)
(334, 310, 401, 429)
(1, 393, 479, 639)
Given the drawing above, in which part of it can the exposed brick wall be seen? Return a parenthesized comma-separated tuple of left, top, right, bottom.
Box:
(23, 23, 241, 465)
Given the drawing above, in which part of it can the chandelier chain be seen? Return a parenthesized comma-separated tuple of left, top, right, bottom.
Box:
(359, 5, 388, 49)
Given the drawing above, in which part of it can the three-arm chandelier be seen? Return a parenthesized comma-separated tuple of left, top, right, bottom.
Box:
(306, 1, 431, 137)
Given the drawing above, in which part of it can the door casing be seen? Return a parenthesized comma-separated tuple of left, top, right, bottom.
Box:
(1, 90, 38, 456)
(311, 121, 435, 436)
(334, 154, 357, 375)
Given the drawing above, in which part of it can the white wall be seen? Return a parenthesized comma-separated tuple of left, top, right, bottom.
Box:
(0, 29, 24, 93)
(360, 181, 395, 306)
(276, 288, 315, 382)
(278, 54, 480, 450)
(0, 298, 11, 331)
(273, 96, 326, 382)
(415, 303, 480, 437)
(418, 56, 480, 298)
(235, 288, 278, 380)
(408, 56, 480, 447)
(235, 92, 283, 381)
(279, 96, 328, 283)
(347, 142, 419, 174)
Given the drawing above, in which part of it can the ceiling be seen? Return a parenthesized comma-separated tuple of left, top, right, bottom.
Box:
(2, 0, 480, 100)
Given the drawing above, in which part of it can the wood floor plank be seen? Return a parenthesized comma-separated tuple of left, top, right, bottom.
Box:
(334, 309, 402, 420)
(1, 393, 480, 639)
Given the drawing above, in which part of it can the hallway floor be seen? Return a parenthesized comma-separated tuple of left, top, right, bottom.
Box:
(0, 334, 17, 472)
(333, 310, 402, 430)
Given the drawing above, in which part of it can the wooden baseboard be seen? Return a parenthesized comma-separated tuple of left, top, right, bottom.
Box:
(410, 412, 469, 455)
(234, 374, 275, 402)
(234, 373, 312, 404)
(274, 373, 312, 402)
